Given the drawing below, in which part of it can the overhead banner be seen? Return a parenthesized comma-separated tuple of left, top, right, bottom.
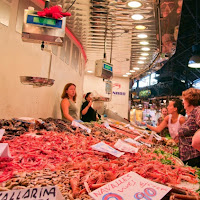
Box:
(89, 172, 171, 200)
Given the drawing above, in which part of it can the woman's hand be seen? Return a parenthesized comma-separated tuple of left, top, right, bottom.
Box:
(88, 100, 92, 107)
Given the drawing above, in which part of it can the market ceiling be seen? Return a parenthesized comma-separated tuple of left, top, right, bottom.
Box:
(48, 0, 200, 83)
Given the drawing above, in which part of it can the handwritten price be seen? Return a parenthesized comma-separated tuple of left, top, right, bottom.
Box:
(102, 188, 156, 200)
(102, 193, 124, 200)
(134, 188, 156, 200)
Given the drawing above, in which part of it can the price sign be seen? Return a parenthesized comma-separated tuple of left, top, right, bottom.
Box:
(0, 186, 64, 200)
(89, 172, 171, 200)
(0, 143, 11, 158)
(134, 188, 156, 200)
(72, 120, 91, 133)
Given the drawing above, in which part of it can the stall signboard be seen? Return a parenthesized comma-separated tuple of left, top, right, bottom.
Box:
(0, 186, 64, 200)
(143, 109, 156, 125)
(139, 90, 151, 98)
(89, 172, 171, 200)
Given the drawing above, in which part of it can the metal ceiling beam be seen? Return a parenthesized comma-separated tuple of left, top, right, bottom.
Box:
(184, 0, 200, 30)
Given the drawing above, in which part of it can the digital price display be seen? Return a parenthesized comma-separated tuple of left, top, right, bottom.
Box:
(33, 16, 56, 26)
(27, 15, 62, 28)
(103, 63, 113, 72)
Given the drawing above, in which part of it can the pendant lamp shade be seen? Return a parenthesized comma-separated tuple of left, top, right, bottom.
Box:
(188, 55, 200, 68)
(188, 44, 200, 68)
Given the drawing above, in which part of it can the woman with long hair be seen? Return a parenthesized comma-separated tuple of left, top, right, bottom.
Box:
(146, 98, 185, 141)
(61, 83, 78, 122)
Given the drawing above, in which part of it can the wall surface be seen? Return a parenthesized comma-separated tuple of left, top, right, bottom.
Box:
(83, 74, 129, 118)
(0, 0, 85, 119)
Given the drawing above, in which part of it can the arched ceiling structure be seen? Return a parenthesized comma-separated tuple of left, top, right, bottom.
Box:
(47, 0, 200, 96)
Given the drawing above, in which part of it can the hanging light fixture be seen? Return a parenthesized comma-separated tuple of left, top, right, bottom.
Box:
(128, 1, 142, 8)
(188, 44, 200, 68)
(135, 25, 146, 30)
(131, 14, 144, 20)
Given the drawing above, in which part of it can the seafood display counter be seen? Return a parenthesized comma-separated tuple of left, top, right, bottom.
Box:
(0, 117, 199, 200)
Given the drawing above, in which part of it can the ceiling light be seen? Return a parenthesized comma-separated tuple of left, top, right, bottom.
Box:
(137, 34, 147, 38)
(141, 47, 150, 51)
(140, 41, 149, 45)
(87, 70, 93, 73)
(135, 25, 146, 30)
(126, 72, 132, 75)
(188, 44, 200, 68)
(133, 67, 140, 70)
(130, 70, 135, 72)
(139, 57, 146, 60)
(123, 74, 128, 77)
(131, 14, 144, 20)
(141, 53, 149, 56)
(128, 1, 142, 8)
(138, 60, 144, 64)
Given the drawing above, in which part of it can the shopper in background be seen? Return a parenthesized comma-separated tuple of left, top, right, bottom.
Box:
(145, 99, 185, 141)
(178, 88, 200, 167)
(157, 107, 168, 125)
(61, 83, 78, 122)
(157, 107, 169, 137)
(81, 92, 99, 122)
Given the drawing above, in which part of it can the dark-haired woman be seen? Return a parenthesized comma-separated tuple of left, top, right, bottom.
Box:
(146, 99, 185, 141)
(61, 83, 78, 122)
(178, 88, 200, 167)
(81, 92, 98, 122)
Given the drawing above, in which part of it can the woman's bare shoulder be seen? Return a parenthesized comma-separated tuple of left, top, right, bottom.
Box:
(179, 116, 186, 124)
(164, 115, 169, 121)
(61, 98, 69, 105)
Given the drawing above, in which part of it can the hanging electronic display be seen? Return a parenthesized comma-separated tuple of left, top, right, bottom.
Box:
(95, 59, 113, 79)
(22, 8, 66, 46)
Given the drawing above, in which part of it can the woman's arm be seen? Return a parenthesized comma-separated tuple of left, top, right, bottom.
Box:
(146, 116, 168, 133)
(81, 101, 92, 115)
(61, 99, 74, 122)
(192, 129, 200, 151)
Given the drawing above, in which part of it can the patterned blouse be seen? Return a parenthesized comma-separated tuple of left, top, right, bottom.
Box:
(178, 106, 200, 161)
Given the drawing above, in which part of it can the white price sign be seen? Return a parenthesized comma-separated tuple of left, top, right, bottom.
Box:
(0, 143, 11, 158)
(0, 186, 64, 200)
(89, 172, 171, 200)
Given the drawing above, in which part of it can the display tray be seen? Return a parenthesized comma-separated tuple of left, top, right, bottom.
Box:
(173, 156, 184, 166)
(92, 96, 110, 102)
(177, 180, 199, 192)
(20, 76, 54, 87)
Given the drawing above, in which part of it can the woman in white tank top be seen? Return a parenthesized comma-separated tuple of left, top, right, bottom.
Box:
(146, 99, 186, 141)
(168, 114, 182, 139)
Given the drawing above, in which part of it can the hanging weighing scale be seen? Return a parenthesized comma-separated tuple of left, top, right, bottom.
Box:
(20, 1, 69, 87)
